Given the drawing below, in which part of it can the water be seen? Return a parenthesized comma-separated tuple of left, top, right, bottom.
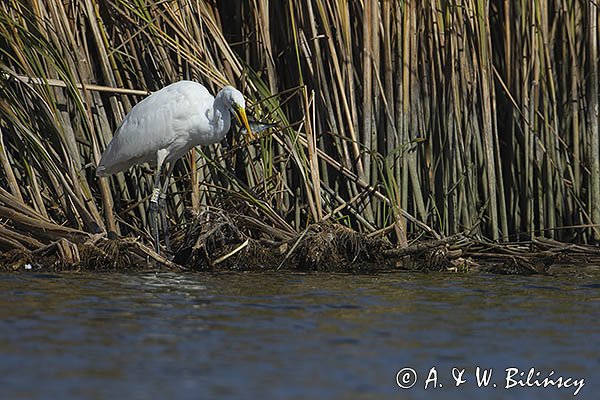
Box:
(0, 268, 598, 399)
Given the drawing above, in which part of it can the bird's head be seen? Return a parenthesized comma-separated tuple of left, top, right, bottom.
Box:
(222, 86, 254, 140)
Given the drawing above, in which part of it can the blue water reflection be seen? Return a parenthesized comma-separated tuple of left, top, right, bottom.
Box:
(0, 268, 597, 399)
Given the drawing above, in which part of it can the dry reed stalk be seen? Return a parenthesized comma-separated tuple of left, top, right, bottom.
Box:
(589, 0, 600, 239)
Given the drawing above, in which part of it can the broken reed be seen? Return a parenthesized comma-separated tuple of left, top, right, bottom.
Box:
(1, 0, 599, 255)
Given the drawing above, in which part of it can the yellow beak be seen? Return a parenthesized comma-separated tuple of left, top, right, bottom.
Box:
(237, 107, 254, 140)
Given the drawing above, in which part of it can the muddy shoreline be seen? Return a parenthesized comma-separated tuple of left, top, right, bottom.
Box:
(2, 208, 599, 275)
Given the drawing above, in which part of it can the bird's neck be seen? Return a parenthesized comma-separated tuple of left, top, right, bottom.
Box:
(211, 94, 231, 141)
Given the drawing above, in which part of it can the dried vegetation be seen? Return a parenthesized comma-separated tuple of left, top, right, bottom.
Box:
(1, 1, 600, 273)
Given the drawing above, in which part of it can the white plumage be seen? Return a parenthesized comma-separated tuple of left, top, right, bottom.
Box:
(97, 80, 251, 176)
(96, 80, 253, 252)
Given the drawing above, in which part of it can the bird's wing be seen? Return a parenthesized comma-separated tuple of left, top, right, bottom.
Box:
(97, 81, 213, 175)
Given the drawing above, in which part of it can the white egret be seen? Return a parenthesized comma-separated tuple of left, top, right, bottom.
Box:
(96, 80, 254, 252)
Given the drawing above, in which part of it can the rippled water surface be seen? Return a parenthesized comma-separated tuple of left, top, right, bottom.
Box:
(0, 267, 598, 399)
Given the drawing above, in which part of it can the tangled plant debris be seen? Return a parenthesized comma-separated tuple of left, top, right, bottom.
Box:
(2, 205, 599, 275)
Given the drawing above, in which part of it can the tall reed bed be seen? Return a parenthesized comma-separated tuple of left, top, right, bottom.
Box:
(0, 0, 599, 253)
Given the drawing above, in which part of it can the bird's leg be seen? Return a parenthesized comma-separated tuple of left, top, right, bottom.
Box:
(149, 159, 164, 254)
(149, 185, 162, 254)
(158, 192, 171, 253)
(159, 162, 175, 254)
